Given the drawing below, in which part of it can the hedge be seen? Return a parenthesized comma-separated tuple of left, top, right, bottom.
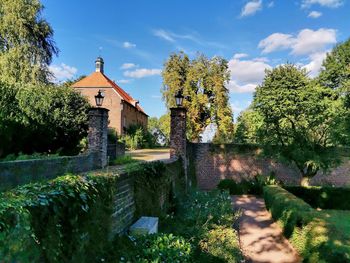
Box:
(264, 185, 350, 262)
(284, 185, 350, 210)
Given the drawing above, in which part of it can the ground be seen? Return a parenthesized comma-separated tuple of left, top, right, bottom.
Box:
(232, 195, 301, 263)
(126, 148, 170, 162)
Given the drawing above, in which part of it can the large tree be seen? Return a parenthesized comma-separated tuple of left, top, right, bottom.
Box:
(318, 38, 350, 145)
(253, 64, 343, 186)
(162, 52, 234, 142)
(234, 108, 263, 144)
(318, 38, 350, 91)
(0, 0, 58, 84)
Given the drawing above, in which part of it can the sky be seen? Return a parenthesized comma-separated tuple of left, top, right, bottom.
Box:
(42, 0, 350, 119)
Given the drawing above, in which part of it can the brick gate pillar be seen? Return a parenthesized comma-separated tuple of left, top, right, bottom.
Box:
(170, 107, 187, 160)
(170, 107, 188, 191)
(88, 108, 109, 168)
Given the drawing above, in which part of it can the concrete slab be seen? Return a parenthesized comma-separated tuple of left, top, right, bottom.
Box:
(129, 216, 159, 236)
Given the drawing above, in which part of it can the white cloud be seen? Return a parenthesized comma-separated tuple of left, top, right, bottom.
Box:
(153, 29, 176, 42)
(302, 50, 329, 77)
(120, 63, 138, 70)
(308, 10, 322, 18)
(49, 63, 77, 82)
(117, 79, 132, 84)
(227, 54, 272, 93)
(302, 0, 344, 8)
(292, 28, 336, 55)
(123, 41, 136, 48)
(153, 29, 226, 48)
(241, 0, 263, 17)
(233, 53, 249, 59)
(124, 68, 161, 78)
(258, 33, 295, 54)
(258, 28, 336, 55)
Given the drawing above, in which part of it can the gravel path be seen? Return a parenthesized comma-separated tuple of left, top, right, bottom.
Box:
(232, 195, 301, 263)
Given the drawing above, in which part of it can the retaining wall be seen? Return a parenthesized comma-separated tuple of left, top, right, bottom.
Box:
(190, 143, 350, 190)
(0, 152, 99, 190)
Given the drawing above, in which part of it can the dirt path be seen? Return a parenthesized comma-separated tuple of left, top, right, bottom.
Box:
(126, 149, 170, 162)
(232, 195, 301, 263)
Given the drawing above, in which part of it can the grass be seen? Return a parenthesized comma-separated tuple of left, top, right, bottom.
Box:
(109, 155, 139, 165)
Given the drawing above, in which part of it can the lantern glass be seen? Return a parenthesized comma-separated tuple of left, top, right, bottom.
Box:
(95, 90, 104, 107)
(175, 90, 184, 107)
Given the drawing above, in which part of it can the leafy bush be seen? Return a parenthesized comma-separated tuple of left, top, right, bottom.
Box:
(284, 185, 350, 210)
(264, 185, 350, 262)
(0, 173, 117, 262)
(137, 233, 192, 262)
(0, 82, 89, 157)
(218, 173, 279, 195)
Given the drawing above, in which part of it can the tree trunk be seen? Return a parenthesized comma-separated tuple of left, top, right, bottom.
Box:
(300, 177, 310, 187)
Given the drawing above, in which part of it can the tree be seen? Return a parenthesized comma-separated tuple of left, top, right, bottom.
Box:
(318, 38, 350, 91)
(0, 82, 90, 157)
(253, 64, 343, 186)
(234, 108, 263, 144)
(0, 0, 58, 84)
(318, 38, 350, 145)
(162, 52, 234, 142)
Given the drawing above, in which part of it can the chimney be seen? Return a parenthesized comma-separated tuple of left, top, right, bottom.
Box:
(95, 57, 104, 73)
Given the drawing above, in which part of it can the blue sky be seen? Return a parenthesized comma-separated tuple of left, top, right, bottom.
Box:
(43, 0, 350, 119)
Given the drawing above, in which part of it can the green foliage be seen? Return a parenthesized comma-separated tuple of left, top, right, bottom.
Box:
(109, 155, 139, 166)
(136, 233, 192, 262)
(0, 173, 118, 262)
(0, 82, 89, 157)
(218, 174, 279, 195)
(148, 114, 170, 146)
(253, 64, 343, 182)
(0, 0, 58, 84)
(0, 152, 59, 162)
(284, 185, 350, 210)
(162, 52, 234, 142)
(122, 124, 156, 150)
(127, 160, 183, 218)
(318, 38, 350, 91)
(234, 108, 264, 144)
(264, 185, 350, 262)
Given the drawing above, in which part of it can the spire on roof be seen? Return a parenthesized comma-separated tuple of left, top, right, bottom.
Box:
(95, 57, 104, 73)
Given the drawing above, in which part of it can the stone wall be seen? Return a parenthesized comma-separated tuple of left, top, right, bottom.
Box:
(190, 143, 350, 190)
(0, 152, 99, 190)
(107, 142, 126, 160)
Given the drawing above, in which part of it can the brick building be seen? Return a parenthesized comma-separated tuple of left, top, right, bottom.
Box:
(72, 57, 148, 135)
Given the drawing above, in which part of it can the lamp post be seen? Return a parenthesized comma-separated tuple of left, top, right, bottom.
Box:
(95, 90, 105, 107)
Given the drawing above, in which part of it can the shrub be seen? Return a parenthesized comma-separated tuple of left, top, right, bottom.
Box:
(263, 185, 312, 236)
(121, 124, 157, 150)
(0, 173, 117, 262)
(264, 185, 350, 262)
(217, 173, 279, 195)
(284, 185, 350, 210)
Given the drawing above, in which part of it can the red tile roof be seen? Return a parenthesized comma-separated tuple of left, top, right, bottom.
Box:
(72, 71, 147, 115)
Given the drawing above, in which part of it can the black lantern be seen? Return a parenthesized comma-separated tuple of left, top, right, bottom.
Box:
(95, 90, 104, 107)
(175, 90, 184, 107)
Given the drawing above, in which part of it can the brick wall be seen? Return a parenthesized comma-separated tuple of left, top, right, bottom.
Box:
(111, 173, 135, 236)
(190, 143, 350, 190)
(107, 142, 126, 160)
